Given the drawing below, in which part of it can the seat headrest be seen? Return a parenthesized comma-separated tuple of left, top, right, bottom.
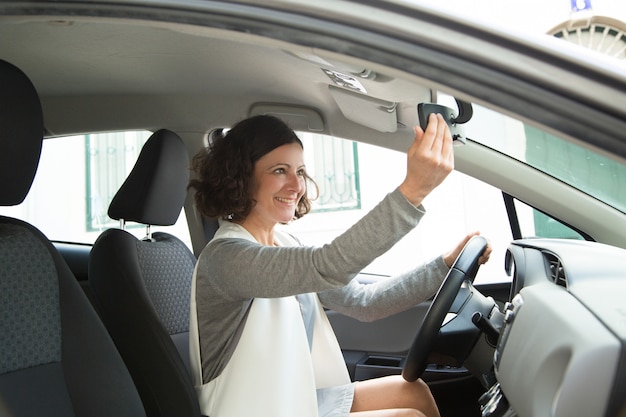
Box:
(0, 60, 44, 206)
(108, 129, 189, 226)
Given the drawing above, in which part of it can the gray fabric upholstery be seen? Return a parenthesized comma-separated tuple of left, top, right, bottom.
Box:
(0, 223, 61, 374)
(137, 235, 194, 335)
(89, 129, 201, 417)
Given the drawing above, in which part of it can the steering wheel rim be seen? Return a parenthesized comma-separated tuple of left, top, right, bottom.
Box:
(402, 235, 488, 382)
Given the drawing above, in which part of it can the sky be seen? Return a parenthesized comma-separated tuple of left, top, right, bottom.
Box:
(413, 0, 626, 34)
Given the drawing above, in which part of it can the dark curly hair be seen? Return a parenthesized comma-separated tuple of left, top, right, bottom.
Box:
(189, 115, 318, 222)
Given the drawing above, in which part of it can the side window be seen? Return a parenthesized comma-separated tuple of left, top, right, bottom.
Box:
(288, 133, 512, 285)
(0, 132, 191, 247)
(86, 131, 150, 232)
(513, 198, 587, 240)
(301, 133, 361, 212)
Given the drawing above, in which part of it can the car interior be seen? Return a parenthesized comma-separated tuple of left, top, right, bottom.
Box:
(1, 1, 626, 417)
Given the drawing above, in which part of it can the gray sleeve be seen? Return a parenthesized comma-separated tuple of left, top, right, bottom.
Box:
(196, 188, 426, 301)
(317, 256, 449, 322)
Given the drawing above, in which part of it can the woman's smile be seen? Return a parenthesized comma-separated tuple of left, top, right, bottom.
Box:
(275, 196, 297, 205)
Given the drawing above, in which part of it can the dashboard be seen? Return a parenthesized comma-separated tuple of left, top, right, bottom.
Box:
(486, 239, 626, 417)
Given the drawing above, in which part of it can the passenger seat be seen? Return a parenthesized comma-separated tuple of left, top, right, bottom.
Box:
(89, 129, 201, 417)
(0, 59, 146, 416)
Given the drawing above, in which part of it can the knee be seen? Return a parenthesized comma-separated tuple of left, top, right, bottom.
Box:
(411, 377, 430, 392)
(404, 379, 439, 417)
(403, 377, 433, 399)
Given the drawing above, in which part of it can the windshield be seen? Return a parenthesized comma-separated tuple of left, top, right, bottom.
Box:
(456, 101, 626, 214)
(423, 0, 626, 213)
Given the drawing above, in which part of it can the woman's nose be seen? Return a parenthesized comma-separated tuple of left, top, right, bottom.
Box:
(286, 172, 304, 191)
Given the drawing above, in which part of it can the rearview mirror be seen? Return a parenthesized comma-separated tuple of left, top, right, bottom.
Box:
(417, 99, 473, 145)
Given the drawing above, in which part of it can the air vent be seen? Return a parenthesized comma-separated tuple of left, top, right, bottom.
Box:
(544, 252, 567, 288)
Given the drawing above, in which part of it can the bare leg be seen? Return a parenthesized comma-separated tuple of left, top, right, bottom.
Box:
(350, 375, 440, 417)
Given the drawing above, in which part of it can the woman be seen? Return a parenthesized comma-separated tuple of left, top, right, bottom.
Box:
(188, 114, 490, 417)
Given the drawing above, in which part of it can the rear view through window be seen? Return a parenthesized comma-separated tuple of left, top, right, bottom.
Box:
(0, 131, 192, 247)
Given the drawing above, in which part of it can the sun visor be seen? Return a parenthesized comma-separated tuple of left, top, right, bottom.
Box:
(329, 85, 397, 133)
(249, 103, 325, 132)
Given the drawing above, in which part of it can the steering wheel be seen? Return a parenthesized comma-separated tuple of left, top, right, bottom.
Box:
(402, 235, 488, 382)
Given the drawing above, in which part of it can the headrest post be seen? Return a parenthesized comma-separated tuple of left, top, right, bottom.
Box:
(145, 224, 152, 240)
(119, 218, 126, 230)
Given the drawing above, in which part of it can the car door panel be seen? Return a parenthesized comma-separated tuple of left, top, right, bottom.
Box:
(327, 281, 511, 382)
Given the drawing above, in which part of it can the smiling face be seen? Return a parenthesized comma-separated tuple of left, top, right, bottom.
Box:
(242, 142, 307, 235)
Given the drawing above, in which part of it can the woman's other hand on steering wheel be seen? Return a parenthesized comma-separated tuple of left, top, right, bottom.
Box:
(443, 232, 492, 268)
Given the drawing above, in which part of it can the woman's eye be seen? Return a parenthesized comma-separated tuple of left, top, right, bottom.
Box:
(274, 168, 285, 174)
(297, 169, 306, 177)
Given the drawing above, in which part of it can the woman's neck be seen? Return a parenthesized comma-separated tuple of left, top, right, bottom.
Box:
(237, 218, 276, 246)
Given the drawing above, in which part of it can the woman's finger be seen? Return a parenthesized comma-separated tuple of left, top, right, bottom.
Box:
(420, 113, 439, 150)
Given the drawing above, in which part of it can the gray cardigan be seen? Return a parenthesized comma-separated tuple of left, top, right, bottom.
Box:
(194, 188, 449, 383)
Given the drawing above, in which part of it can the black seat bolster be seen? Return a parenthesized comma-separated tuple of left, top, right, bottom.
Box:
(56, 242, 146, 416)
(171, 331, 192, 376)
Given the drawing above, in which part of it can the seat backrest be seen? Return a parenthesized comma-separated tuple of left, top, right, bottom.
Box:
(89, 129, 201, 417)
(0, 59, 146, 417)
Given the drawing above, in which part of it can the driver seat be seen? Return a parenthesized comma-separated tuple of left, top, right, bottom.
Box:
(0, 59, 145, 416)
(88, 129, 201, 417)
